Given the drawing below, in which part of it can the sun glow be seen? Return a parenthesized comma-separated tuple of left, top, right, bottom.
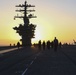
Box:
(0, 0, 76, 46)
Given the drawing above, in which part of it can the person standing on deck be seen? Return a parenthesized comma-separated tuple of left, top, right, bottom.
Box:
(42, 41, 46, 50)
(53, 37, 58, 51)
(38, 40, 41, 50)
(17, 42, 20, 49)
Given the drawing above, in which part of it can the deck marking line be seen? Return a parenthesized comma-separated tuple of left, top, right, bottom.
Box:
(30, 61, 34, 65)
(21, 52, 39, 75)
(21, 68, 28, 75)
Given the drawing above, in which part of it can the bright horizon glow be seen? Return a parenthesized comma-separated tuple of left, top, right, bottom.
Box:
(0, 0, 76, 46)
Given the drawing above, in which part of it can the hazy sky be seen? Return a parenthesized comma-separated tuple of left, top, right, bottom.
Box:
(0, 0, 76, 46)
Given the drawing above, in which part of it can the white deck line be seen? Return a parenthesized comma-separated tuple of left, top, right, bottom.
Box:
(0, 48, 21, 54)
(30, 61, 34, 65)
(21, 50, 39, 75)
(21, 68, 28, 75)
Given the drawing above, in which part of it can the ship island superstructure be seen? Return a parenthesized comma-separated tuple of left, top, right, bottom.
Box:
(13, 1, 37, 47)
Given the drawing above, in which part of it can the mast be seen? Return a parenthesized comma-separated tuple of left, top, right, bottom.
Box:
(13, 1, 37, 47)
